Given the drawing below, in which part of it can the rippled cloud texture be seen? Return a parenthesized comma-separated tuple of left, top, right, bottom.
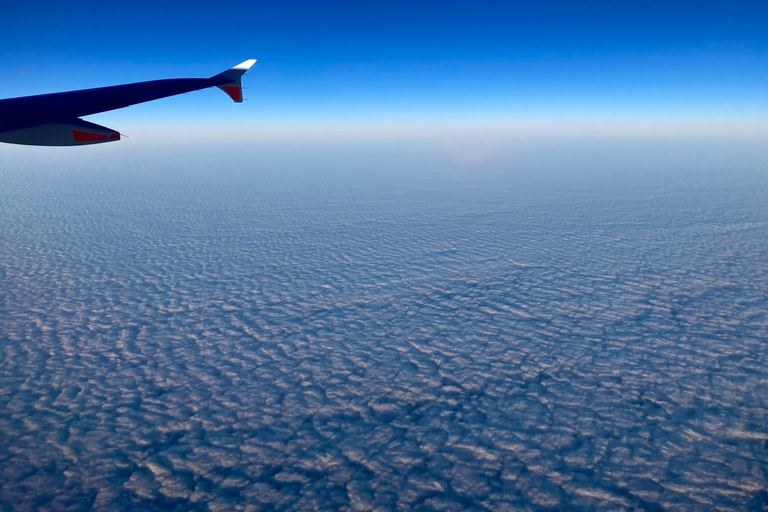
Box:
(1, 141, 768, 511)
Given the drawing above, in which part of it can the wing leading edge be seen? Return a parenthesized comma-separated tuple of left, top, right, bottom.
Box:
(0, 59, 256, 146)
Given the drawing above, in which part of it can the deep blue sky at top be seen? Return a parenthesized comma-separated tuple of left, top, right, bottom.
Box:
(1, 0, 766, 127)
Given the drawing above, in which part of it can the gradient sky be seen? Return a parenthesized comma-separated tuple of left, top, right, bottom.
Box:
(1, 0, 767, 142)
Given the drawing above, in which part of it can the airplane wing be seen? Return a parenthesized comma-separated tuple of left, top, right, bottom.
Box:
(0, 59, 256, 146)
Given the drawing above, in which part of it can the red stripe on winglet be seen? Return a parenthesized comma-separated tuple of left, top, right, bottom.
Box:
(109, 133, 121, 140)
(72, 130, 110, 143)
(221, 85, 242, 102)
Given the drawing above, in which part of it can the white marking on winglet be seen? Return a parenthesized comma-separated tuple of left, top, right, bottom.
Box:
(233, 59, 257, 70)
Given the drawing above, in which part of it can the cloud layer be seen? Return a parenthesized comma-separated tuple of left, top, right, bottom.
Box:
(1, 160, 767, 511)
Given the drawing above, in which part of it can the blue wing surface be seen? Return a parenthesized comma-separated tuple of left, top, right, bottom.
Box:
(0, 60, 255, 146)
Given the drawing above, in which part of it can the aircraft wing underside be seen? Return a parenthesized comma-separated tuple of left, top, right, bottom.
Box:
(0, 59, 256, 146)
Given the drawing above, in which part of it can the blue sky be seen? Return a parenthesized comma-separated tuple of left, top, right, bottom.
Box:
(1, 0, 766, 141)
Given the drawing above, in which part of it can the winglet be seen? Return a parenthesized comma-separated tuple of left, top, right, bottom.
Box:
(212, 59, 257, 103)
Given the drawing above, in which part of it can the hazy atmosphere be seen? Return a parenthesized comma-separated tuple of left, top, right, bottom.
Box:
(2, 1, 768, 511)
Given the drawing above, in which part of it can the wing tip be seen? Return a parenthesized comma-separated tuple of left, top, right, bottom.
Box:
(233, 59, 257, 71)
(212, 59, 257, 82)
(213, 59, 256, 102)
